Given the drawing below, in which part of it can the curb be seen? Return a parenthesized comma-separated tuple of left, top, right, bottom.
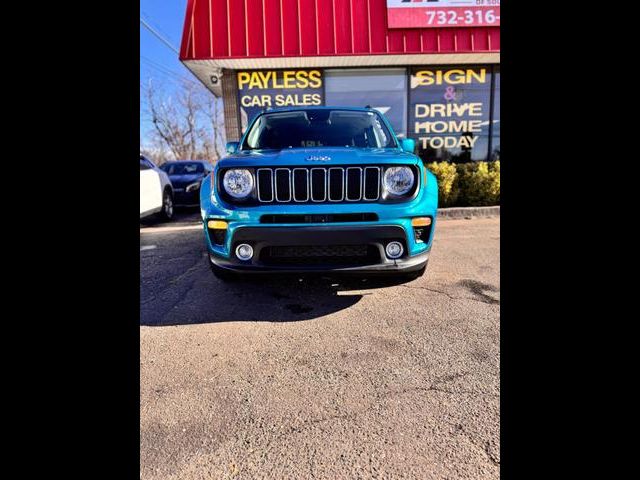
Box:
(437, 206, 500, 219)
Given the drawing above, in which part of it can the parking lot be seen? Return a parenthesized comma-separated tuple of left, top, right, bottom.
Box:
(140, 213, 500, 479)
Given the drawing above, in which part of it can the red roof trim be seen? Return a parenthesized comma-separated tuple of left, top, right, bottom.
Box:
(179, 0, 500, 61)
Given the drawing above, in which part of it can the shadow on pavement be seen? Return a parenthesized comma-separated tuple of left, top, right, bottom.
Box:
(140, 270, 415, 326)
(140, 207, 200, 228)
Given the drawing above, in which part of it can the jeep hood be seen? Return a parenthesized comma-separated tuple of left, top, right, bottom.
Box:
(217, 148, 419, 169)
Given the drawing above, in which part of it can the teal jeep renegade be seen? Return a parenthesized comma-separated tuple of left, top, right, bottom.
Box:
(200, 107, 438, 281)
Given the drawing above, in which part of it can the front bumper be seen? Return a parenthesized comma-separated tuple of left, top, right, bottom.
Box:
(206, 224, 431, 274)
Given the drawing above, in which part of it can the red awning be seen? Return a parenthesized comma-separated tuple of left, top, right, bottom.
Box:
(180, 0, 500, 65)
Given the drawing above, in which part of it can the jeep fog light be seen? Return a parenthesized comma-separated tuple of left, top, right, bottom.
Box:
(235, 244, 254, 261)
(385, 241, 403, 259)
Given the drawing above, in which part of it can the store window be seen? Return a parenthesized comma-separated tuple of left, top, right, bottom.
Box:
(325, 69, 408, 137)
(408, 66, 492, 163)
(490, 66, 500, 161)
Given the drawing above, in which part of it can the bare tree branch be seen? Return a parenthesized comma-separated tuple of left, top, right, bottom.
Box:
(141, 79, 226, 165)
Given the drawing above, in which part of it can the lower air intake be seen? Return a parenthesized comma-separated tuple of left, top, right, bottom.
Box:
(260, 245, 380, 266)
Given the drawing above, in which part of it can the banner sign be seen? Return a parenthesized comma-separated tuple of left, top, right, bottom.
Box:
(408, 67, 492, 161)
(386, 0, 500, 29)
(237, 70, 323, 129)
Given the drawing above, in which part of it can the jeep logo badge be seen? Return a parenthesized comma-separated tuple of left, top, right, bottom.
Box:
(306, 155, 331, 162)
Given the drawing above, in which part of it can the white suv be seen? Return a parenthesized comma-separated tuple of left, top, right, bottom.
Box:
(140, 155, 174, 220)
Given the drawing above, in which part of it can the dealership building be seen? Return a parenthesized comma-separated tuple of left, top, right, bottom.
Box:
(179, 0, 500, 163)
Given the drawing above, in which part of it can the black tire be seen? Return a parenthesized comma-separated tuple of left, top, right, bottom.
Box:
(159, 189, 174, 220)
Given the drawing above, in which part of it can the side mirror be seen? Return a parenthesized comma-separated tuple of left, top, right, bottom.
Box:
(400, 138, 416, 154)
(226, 141, 239, 154)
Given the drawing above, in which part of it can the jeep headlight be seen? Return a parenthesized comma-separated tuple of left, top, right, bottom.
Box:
(185, 181, 201, 193)
(222, 169, 254, 199)
(383, 166, 415, 196)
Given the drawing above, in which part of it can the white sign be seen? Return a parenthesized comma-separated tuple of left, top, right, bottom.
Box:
(386, 0, 501, 29)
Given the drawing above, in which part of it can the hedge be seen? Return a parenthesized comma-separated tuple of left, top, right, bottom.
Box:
(426, 161, 500, 207)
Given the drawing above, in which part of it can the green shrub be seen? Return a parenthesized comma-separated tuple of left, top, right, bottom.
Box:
(425, 161, 500, 207)
(487, 161, 500, 204)
(426, 161, 458, 207)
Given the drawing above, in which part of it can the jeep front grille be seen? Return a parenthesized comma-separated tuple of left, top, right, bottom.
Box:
(256, 167, 381, 203)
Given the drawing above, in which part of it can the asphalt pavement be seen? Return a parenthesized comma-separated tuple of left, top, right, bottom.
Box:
(140, 212, 500, 479)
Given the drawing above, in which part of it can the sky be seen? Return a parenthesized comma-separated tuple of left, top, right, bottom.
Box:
(140, 0, 194, 147)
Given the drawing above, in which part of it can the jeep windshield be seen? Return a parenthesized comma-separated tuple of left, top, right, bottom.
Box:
(241, 109, 397, 150)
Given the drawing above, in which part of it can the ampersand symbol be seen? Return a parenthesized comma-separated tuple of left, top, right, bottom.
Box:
(444, 86, 456, 101)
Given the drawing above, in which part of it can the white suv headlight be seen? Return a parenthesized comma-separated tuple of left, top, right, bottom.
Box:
(222, 169, 254, 199)
(383, 166, 415, 196)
